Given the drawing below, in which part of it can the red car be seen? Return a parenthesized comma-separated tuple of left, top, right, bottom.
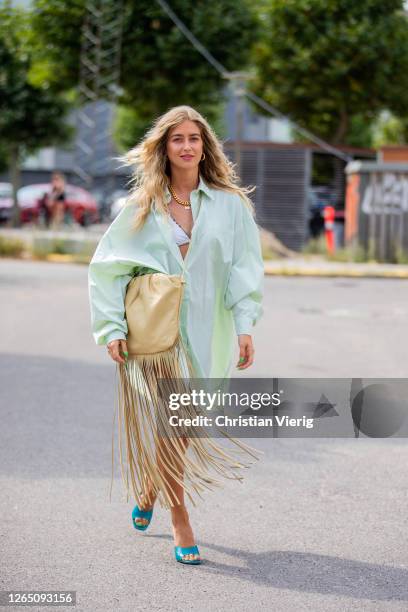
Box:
(18, 183, 99, 226)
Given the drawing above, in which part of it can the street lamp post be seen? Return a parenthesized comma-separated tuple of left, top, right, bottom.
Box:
(222, 71, 252, 183)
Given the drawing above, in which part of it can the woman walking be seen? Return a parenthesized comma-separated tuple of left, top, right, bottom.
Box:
(88, 105, 264, 565)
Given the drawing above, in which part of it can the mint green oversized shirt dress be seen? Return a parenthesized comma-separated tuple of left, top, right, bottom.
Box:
(88, 175, 264, 380)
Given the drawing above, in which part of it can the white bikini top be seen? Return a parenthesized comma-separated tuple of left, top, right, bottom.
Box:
(168, 214, 191, 246)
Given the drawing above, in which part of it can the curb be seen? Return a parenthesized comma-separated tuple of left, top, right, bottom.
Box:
(45, 254, 79, 263)
(3, 253, 408, 278)
(264, 265, 408, 279)
(42, 257, 408, 277)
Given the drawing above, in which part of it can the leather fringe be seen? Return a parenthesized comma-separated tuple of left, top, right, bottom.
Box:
(109, 335, 263, 509)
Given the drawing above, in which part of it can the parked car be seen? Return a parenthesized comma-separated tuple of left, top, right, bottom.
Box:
(0, 182, 13, 224)
(17, 183, 99, 226)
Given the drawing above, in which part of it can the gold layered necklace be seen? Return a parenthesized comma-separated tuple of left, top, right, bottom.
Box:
(168, 182, 192, 209)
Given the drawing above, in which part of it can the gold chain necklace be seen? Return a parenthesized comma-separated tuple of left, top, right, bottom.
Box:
(168, 183, 191, 209)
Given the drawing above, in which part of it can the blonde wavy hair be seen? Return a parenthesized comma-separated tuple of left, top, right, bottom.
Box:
(116, 105, 256, 232)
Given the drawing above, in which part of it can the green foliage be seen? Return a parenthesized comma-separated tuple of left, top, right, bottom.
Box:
(0, 234, 25, 257)
(31, 0, 258, 143)
(261, 244, 281, 260)
(113, 97, 229, 152)
(112, 106, 145, 152)
(302, 235, 327, 255)
(395, 246, 408, 264)
(0, 142, 8, 173)
(302, 235, 373, 262)
(0, 7, 74, 158)
(30, 0, 85, 93)
(344, 114, 376, 148)
(251, 0, 408, 145)
(326, 244, 368, 263)
(371, 111, 408, 146)
(30, 236, 97, 259)
(118, 1, 257, 122)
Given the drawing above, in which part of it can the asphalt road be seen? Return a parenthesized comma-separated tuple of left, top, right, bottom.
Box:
(1, 259, 408, 612)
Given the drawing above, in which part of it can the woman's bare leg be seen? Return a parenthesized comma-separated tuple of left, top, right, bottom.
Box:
(133, 480, 156, 527)
(140, 356, 199, 560)
(134, 436, 192, 541)
(156, 435, 200, 562)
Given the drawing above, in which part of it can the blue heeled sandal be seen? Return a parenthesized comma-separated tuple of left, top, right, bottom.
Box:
(132, 504, 153, 532)
(174, 545, 201, 565)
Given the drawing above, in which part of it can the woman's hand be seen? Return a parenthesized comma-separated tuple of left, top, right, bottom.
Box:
(236, 334, 254, 370)
(107, 339, 128, 364)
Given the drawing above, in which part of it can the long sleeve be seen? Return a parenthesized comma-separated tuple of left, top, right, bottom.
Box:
(88, 228, 136, 346)
(224, 196, 264, 335)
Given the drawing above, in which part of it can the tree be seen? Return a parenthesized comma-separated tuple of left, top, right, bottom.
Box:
(372, 111, 408, 147)
(251, 0, 408, 145)
(31, 0, 258, 144)
(0, 7, 73, 226)
(112, 96, 229, 152)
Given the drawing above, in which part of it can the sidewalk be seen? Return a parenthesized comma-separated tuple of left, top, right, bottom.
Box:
(264, 256, 408, 278)
(1, 227, 408, 278)
(0, 224, 108, 244)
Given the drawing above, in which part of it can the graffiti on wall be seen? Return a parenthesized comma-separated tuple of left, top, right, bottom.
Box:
(361, 172, 408, 214)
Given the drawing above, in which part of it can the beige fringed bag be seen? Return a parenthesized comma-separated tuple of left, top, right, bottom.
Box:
(109, 268, 262, 510)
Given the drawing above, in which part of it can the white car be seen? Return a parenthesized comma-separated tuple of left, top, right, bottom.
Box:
(0, 182, 13, 224)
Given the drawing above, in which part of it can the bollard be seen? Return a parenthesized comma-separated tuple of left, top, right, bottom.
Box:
(323, 205, 336, 254)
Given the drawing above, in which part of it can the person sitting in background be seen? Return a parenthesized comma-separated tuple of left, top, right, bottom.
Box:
(48, 171, 67, 229)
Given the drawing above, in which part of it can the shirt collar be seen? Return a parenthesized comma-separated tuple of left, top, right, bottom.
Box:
(164, 173, 214, 203)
